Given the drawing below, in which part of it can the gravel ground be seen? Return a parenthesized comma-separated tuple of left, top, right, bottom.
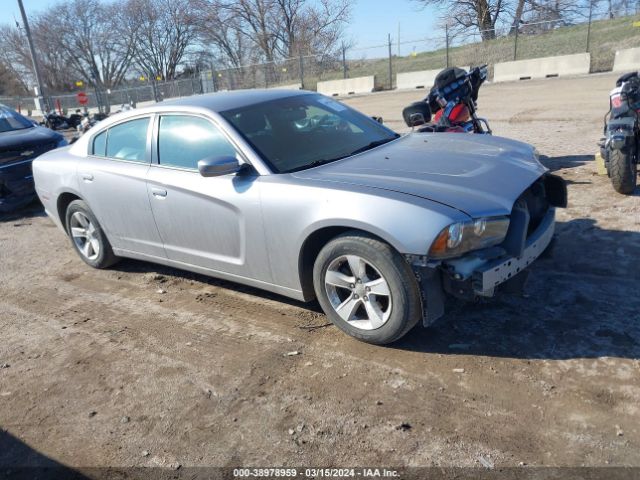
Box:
(1, 72, 639, 473)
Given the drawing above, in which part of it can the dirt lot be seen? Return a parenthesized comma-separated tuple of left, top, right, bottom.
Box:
(1, 73, 640, 473)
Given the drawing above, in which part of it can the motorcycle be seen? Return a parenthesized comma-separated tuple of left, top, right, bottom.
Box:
(599, 71, 639, 194)
(402, 65, 492, 134)
(42, 110, 70, 130)
(67, 110, 85, 130)
(69, 111, 110, 144)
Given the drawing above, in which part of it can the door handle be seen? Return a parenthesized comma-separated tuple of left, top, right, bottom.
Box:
(80, 173, 94, 182)
(151, 187, 167, 198)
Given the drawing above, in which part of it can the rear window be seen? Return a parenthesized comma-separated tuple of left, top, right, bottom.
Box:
(91, 117, 150, 163)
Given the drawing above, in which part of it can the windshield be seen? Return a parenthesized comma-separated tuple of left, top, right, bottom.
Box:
(220, 94, 399, 173)
(0, 106, 34, 133)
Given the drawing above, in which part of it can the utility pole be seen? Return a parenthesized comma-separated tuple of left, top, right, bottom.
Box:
(342, 42, 347, 79)
(299, 54, 305, 90)
(17, 0, 48, 111)
(387, 33, 393, 90)
(513, 22, 519, 60)
(586, 0, 594, 53)
(445, 24, 450, 68)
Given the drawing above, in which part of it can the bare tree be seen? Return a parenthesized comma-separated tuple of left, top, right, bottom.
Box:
(0, 18, 75, 93)
(123, 0, 199, 80)
(0, 26, 32, 93)
(221, 0, 280, 64)
(273, 0, 351, 57)
(526, 0, 588, 23)
(50, 0, 135, 89)
(0, 60, 28, 95)
(414, 0, 511, 40)
(510, 0, 527, 33)
(191, 0, 253, 70)
(193, 0, 350, 86)
(0, 0, 351, 94)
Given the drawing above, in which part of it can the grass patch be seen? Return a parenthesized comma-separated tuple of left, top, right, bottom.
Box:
(303, 14, 640, 90)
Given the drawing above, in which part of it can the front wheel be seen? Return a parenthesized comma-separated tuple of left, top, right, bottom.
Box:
(609, 148, 637, 194)
(313, 231, 422, 345)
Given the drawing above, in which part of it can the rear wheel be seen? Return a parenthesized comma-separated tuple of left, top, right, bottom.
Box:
(609, 148, 637, 194)
(313, 231, 422, 345)
(65, 200, 119, 269)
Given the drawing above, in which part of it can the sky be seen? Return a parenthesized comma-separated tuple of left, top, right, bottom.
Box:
(0, 0, 440, 58)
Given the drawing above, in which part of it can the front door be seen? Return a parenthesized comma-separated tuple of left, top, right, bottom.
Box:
(146, 114, 271, 282)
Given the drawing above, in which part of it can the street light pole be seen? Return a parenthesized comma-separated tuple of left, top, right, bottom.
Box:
(17, 0, 48, 111)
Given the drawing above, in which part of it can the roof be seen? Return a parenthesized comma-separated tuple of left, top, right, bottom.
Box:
(159, 88, 312, 112)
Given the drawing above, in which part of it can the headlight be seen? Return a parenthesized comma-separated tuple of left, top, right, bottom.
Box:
(429, 216, 510, 259)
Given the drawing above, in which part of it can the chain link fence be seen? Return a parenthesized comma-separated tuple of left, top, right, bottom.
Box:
(3, 7, 639, 117)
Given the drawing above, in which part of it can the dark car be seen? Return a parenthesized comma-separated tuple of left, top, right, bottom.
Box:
(0, 104, 67, 212)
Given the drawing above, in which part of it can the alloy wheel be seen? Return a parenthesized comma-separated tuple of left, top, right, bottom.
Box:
(70, 211, 100, 261)
(324, 255, 392, 330)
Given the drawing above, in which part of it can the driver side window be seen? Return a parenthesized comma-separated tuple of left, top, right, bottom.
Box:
(158, 115, 237, 170)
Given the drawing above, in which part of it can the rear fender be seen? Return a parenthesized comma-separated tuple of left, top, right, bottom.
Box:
(606, 117, 636, 151)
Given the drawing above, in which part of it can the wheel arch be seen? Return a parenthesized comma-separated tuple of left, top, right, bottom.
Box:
(297, 224, 407, 301)
(56, 191, 83, 233)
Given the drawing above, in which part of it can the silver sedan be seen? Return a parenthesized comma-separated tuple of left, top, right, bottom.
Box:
(33, 90, 566, 344)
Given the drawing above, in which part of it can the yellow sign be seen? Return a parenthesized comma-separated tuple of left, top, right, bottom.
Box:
(634, 21, 640, 27)
(139, 76, 146, 81)
(282, 67, 287, 72)
(594, 152, 607, 175)
(156, 75, 162, 81)
(411, 51, 417, 58)
(75, 80, 83, 87)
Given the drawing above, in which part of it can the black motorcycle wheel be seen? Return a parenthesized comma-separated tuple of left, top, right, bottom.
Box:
(609, 148, 637, 194)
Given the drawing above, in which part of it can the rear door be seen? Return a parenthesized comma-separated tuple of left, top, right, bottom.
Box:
(77, 115, 165, 257)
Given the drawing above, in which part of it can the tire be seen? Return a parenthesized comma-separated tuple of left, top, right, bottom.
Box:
(65, 199, 119, 269)
(609, 148, 637, 194)
(313, 231, 422, 345)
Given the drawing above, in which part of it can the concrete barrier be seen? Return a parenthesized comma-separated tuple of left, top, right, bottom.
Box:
(316, 76, 375, 96)
(493, 53, 590, 83)
(396, 67, 470, 90)
(270, 83, 302, 90)
(613, 47, 640, 72)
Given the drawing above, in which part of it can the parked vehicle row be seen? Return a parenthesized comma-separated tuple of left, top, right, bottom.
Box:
(10, 64, 638, 344)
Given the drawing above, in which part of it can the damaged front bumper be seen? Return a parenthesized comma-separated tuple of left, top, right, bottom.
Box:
(407, 207, 556, 327)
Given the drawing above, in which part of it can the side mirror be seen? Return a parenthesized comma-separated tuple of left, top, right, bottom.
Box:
(197, 155, 241, 177)
(371, 116, 384, 124)
(402, 101, 432, 127)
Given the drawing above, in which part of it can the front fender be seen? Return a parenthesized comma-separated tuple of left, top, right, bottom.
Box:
(259, 176, 469, 294)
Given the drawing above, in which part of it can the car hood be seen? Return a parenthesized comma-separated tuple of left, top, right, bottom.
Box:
(291, 133, 547, 217)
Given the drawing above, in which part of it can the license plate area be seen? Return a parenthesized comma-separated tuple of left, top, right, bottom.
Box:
(474, 209, 555, 295)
